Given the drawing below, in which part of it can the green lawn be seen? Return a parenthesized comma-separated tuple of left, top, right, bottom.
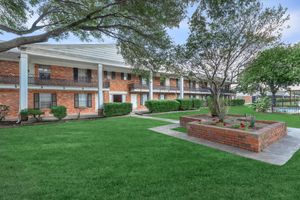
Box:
(152, 106, 300, 128)
(1, 117, 300, 199)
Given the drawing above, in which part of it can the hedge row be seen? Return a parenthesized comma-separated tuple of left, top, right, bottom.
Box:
(145, 99, 204, 113)
(145, 100, 180, 113)
(103, 103, 132, 117)
(227, 99, 245, 106)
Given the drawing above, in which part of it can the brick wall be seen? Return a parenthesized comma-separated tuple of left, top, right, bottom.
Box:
(183, 115, 287, 152)
(0, 89, 19, 118)
(0, 60, 19, 76)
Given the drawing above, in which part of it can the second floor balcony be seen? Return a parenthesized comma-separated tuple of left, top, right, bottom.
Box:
(129, 83, 212, 94)
(0, 75, 110, 89)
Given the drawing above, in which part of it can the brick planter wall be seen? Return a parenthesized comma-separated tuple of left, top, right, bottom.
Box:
(182, 115, 287, 152)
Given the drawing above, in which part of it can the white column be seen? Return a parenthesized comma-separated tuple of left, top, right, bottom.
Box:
(97, 64, 104, 109)
(149, 71, 154, 100)
(180, 76, 184, 99)
(19, 53, 28, 111)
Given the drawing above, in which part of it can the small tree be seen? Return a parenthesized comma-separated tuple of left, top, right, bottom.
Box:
(184, 0, 288, 119)
(239, 45, 300, 110)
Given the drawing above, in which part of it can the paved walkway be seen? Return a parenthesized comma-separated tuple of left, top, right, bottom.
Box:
(132, 114, 300, 166)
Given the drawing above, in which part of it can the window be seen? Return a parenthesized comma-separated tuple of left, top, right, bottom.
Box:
(140, 94, 148, 106)
(121, 73, 132, 80)
(140, 76, 148, 85)
(160, 77, 166, 86)
(74, 93, 92, 108)
(176, 79, 180, 88)
(113, 95, 123, 102)
(38, 65, 51, 80)
(74, 68, 91, 82)
(159, 94, 165, 100)
(104, 71, 116, 80)
(34, 93, 57, 109)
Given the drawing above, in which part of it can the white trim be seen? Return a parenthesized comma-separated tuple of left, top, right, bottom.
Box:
(109, 91, 128, 95)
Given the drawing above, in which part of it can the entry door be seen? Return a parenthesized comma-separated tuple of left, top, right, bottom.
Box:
(131, 94, 138, 109)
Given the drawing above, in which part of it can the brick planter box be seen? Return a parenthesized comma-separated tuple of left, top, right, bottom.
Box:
(181, 115, 287, 152)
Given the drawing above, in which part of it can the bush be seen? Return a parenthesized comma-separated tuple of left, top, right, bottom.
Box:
(228, 99, 245, 106)
(145, 100, 180, 113)
(20, 109, 29, 121)
(176, 99, 194, 110)
(28, 108, 44, 121)
(104, 103, 132, 117)
(0, 105, 9, 121)
(251, 96, 271, 112)
(192, 99, 204, 109)
(51, 106, 67, 120)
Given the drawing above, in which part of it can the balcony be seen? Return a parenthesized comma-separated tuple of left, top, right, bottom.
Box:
(0, 75, 110, 88)
(129, 83, 211, 94)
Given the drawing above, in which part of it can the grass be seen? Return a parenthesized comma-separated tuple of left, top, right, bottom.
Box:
(1, 116, 300, 199)
(152, 105, 300, 128)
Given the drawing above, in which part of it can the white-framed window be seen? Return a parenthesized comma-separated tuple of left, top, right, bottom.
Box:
(78, 69, 88, 82)
(159, 94, 165, 100)
(104, 71, 116, 80)
(38, 65, 51, 80)
(74, 93, 92, 108)
(39, 93, 53, 109)
(121, 73, 132, 80)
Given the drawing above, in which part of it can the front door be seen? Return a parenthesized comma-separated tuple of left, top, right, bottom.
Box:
(131, 94, 138, 109)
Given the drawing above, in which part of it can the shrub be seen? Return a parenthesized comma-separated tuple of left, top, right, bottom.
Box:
(228, 99, 245, 106)
(51, 106, 67, 120)
(104, 103, 132, 117)
(28, 108, 44, 121)
(20, 109, 29, 121)
(192, 99, 204, 109)
(0, 105, 9, 121)
(145, 100, 180, 113)
(251, 96, 271, 112)
(176, 99, 194, 110)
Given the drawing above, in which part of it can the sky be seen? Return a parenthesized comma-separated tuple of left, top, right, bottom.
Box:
(1, 0, 300, 45)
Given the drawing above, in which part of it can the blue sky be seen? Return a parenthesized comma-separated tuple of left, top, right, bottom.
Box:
(1, 0, 300, 45)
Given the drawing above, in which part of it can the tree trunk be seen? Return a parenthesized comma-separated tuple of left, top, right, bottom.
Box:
(271, 92, 276, 113)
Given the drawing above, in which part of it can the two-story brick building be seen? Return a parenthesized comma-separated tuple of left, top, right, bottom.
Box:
(0, 44, 233, 120)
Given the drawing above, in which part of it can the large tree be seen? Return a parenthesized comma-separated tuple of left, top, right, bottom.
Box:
(238, 45, 300, 110)
(184, 0, 288, 118)
(0, 0, 192, 52)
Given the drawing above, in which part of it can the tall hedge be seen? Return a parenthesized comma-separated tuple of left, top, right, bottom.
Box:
(228, 99, 245, 106)
(145, 100, 180, 113)
(104, 103, 132, 117)
(192, 99, 204, 109)
(176, 99, 194, 110)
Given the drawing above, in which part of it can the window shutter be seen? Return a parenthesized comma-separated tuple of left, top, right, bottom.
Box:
(73, 68, 78, 81)
(51, 94, 57, 107)
(139, 75, 142, 84)
(121, 73, 124, 80)
(87, 69, 92, 82)
(74, 94, 79, 108)
(127, 73, 131, 80)
(111, 72, 116, 80)
(87, 94, 92, 108)
(34, 93, 40, 109)
(104, 71, 107, 79)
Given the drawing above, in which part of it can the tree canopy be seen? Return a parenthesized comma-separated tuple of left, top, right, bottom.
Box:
(176, 0, 288, 118)
(0, 0, 193, 52)
(238, 45, 300, 106)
